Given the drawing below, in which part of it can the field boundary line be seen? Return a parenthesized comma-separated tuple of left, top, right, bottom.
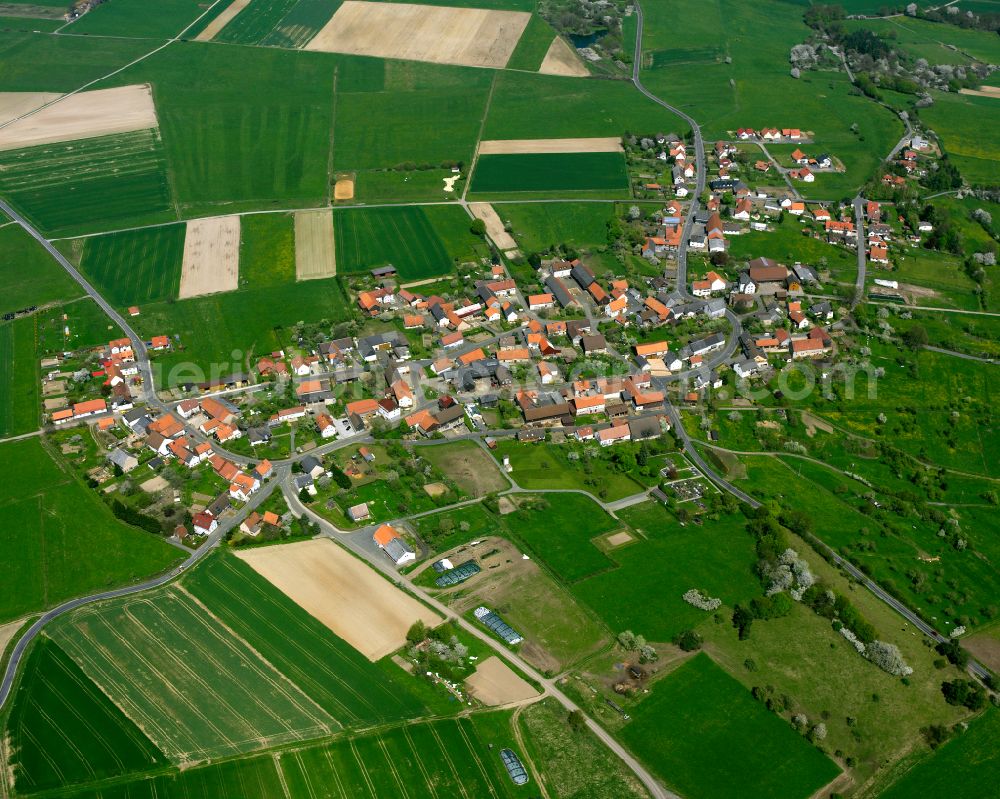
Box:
(273, 752, 293, 799)
(326, 66, 339, 207)
(462, 71, 498, 203)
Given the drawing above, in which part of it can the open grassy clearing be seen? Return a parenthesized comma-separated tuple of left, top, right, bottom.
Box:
(50, 585, 337, 764)
(239, 212, 296, 287)
(876, 246, 982, 311)
(79, 224, 185, 306)
(726, 215, 857, 281)
(918, 90, 1000, 186)
(68, 0, 209, 37)
(470, 151, 629, 193)
(0, 438, 182, 624)
(413, 441, 509, 497)
(334, 205, 484, 279)
(36, 297, 123, 351)
(621, 653, 840, 799)
(893, 309, 1000, 358)
(101, 43, 334, 216)
(184, 552, 427, 724)
(5, 637, 167, 794)
(0, 129, 175, 236)
(0, 224, 82, 309)
(0, 315, 39, 436)
(877, 707, 1000, 799)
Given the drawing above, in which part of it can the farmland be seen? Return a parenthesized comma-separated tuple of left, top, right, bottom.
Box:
(470, 152, 629, 194)
(413, 440, 509, 497)
(334, 205, 484, 279)
(50, 585, 337, 763)
(214, 0, 302, 44)
(68, 0, 209, 37)
(919, 90, 1000, 185)
(0, 224, 82, 309)
(506, 14, 558, 72)
(183, 553, 427, 723)
(79, 224, 185, 306)
(0, 315, 38, 436)
(240, 212, 296, 287)
(0, 129, 176, 236)
(498, 201, 617, 253)
(0, 437, 182, 623)
(5, 637, 167, 794)
(261, 0, 344, 48)
(621, 654, 840, 799)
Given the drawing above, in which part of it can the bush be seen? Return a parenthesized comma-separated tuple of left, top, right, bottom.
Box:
(941, 679, 987, 710)
(673, 630, 703, 652)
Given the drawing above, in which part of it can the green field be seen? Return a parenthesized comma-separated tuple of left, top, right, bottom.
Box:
(37, 298, 123, 352)
(506, 15, 558, 71)
(843, 16, 1000, 66)
(50, 585, 337, 763)
(879, 708, 1000, 799)
(0, 315, 38, 436)
(79, 224, 185, 306)
(498, 201, 617, 252)
(334, 205, 484, 278)
(239, 212, 296, 287)
(0, 438, 182, 623)
(621, 654, 840, 799)
(260, 0, 342, 47)
(726, 216, 857, 282)
(69, 0, 209, 37)
(471, 152, 629, 194)
(919, 90, 1000, 185)
(506, 493, 619, 583)
(214, 0, 301, 44)
(183, 553, 427, 724)
(0, 129, 175, 236)
(0, 225, 82, 309)
(6, 637, 167, 794)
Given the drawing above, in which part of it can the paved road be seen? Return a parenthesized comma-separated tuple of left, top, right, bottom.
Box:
(852, 196, 867, 308)
(283, 486, 680, 799)
(923, 345, 996, 363)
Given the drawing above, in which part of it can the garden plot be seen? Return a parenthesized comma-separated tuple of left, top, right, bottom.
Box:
(477, 136, 623, 155)
(294, 209, 336, 280)
(235, 539, 441, 661)
(304, 1, 531, 69)
(538, 36, 589, 77)
(193, 0, 251, 41)
(0, 85, 158, 151)
(464, 656, 538, 706)
(469, 202, 517, 251)
(178, 215, 241, 299)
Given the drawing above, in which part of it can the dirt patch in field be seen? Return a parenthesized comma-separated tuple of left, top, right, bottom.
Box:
(465, 656, 539, 705)
(235, 538, 440, 661)
(294, 210, 336, 281)
(801, 411, 833, 438)
(333, 178, 354, 200)
(0, 85, 158, 151)
(423, 482, 448, 498)
(497, 496, 517, 515)
(469, 203, 517, 251)
(538, 36, 589, 77)
(194, 0, 251, 42)
(477, 137, 623, 155)
(960, 86, 1000, 99)
(140, 476, 169, 493)
(421, 442, 509, 497)
(898, 283, 943, 302)
(0, 91, 60, 127)
(304, 1, 530, 68)
(178, 215, 240, 299)
(962, 634, 1000, 674)
(606, 531, 634, 547)
(0, 617, 25, 659)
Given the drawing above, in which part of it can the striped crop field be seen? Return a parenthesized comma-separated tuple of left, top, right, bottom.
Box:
(79, 223, 185, 306)
(0, 315, 39, 437)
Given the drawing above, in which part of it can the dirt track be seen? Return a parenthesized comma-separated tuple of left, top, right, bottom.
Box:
(194, 0, 251, 42)
(0, 618, 25, 660)
(178, 215, 240, 299)
(235, 539, 441, 661)
(538, 36, 589, 77)
(304, 1, 530, 68)
(959, 86, 1000, 99)
(294, 210, 336, 280)
(0, 85, 158, 151)
(465, 655, 539, 705)
(469, 203, 517, 251)
(477, 136, 623, 155)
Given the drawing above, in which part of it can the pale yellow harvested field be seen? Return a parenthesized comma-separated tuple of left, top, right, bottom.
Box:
(0, 85, 158, 151)
(960, 86, 1000, 99)
(465, 656, 539, 706)
(333, 178, 354, 200)
(0, 92, 60, 127)
(477, 136, 623, 155)
(0, 617, 25, 659)
(305, 1, 530, 69)
(538, 36, 589, 77)
(294, 210, 336, 281)
(235, 539, 441, 661)
(178, 215, 240, 299)
(606, 531, 635, 547)
(194, 0, 252, 41)
(469, 203, 517, 250)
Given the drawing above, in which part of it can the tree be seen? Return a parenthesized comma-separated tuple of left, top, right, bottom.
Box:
(406, 620, 428, 645)
(470, 218, 487, 236)
(330, 464, 352, 490)
(941, 679, 987, 710)
(567, 709, 586, 732)
(673, 630, 703, 652)
(732, 604, 754, 640)
(298, 488, 312, 505)
(903, 325, 928, 350)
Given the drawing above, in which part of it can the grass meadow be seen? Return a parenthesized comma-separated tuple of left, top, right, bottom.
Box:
(0, 438, 182, 623)
(68, 0, 209, 37)
(471, 152, 629, 194)
(0, 225, 83, 309)
(843, 16, 1000, 65)
(621, 654, 840, 799)
(50, 586, 337, 763)
(726, 216, 857, 280)
(183, 553, 427, 724)
(0, 130, 176, 236)
(334, 205, 483, 278)
(6, 637, 167, 794)
(239, 212, 296, 287)
(79, 224, 185, 306)
(919, 90, 1000, 186)
(497, 201, 616, 253)
(0, 316, 39, 437)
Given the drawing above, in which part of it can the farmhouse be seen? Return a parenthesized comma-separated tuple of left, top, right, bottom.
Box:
(373, 524, 415, 566)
